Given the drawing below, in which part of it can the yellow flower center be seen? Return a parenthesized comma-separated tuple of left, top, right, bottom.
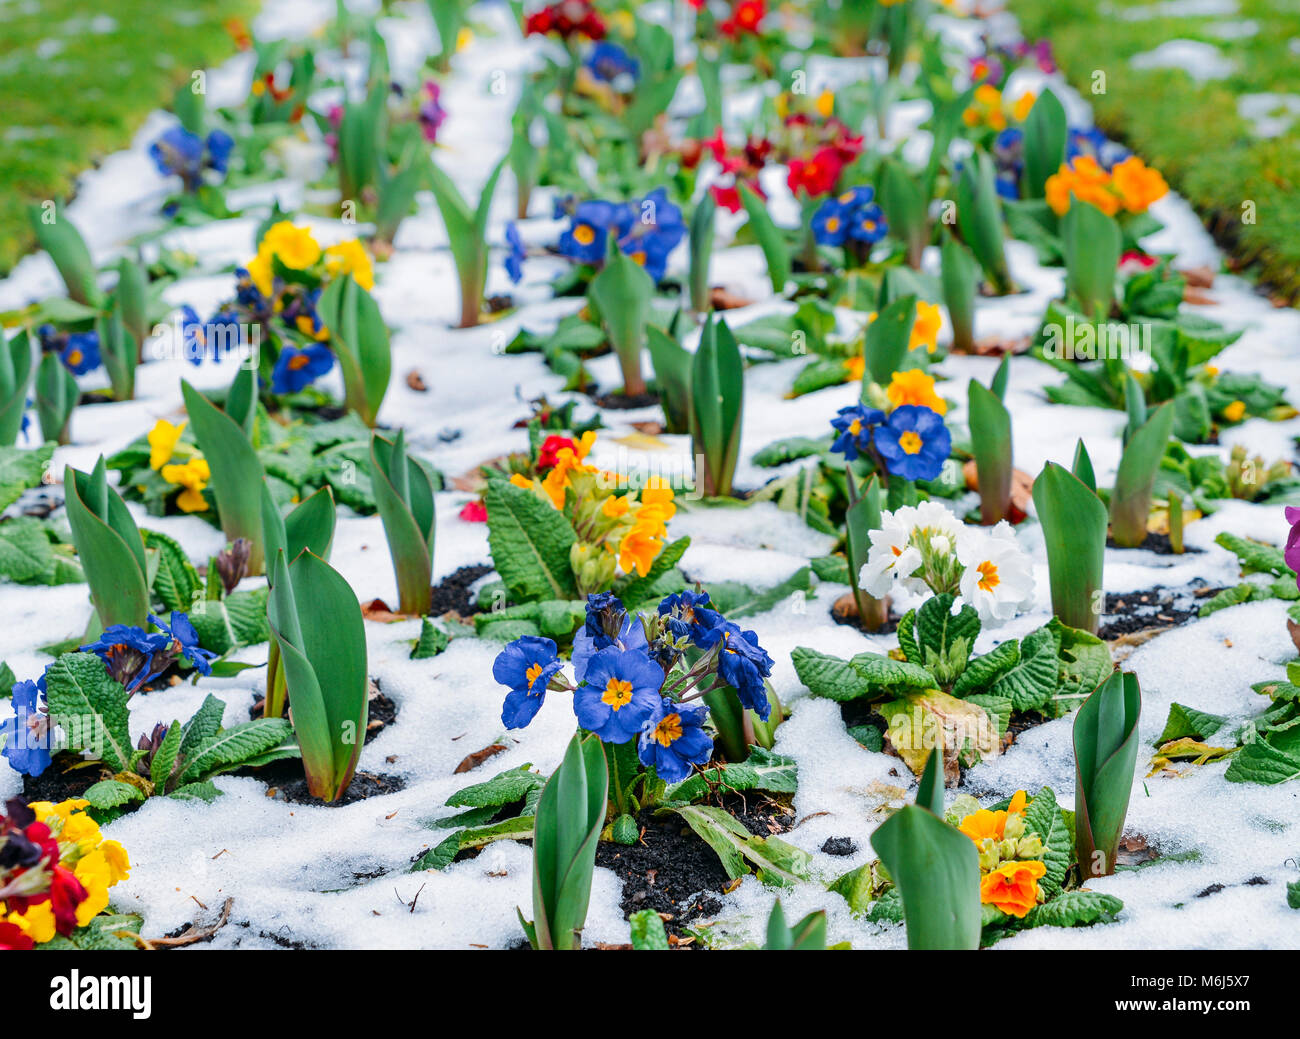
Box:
(525, 662, 545, 689)
(67, 350, 82, 366)
(977, 560, 1000, 592)
(899, 431, 923, 455)
(602, 678, 634, 710)
(654, 713, 683, 747)
(573, 223, 596, 246)
(288, 353, 311, 370)
(848, 419, 862, 435)
(826, 216, 840, 233)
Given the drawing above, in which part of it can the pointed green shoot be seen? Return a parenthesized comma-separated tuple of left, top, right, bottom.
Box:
(588, 243, 653, 397)
(317, 273, 392, 426)
(1110, 401, 1174, 548)
(863, 294, 916, 388)
(955, 152, 1014, 295)
(739, 181, 791, 296)
(1061, 199, 1121, 320)
(36, 351, 78, 446)
(428, 155, 506, 328)
(646, 325, 692, 435)
(0, 330, 34, 446)
(266, 550, 369, 802)
(27, 203, 101, 306)
(113, 255, 149, 356)
(1021, 89, 1067, 200)
(1032, 460, 1107, 634)
(1074, 669, 1140, 878)
(64, 458, 149, 629)
(181, 378, 266, 574)
(940, 234, 979, 354)
(877, 158, 928, 269)
(370, 430, 436, 616)
(97, 303, 135, 401)
(690, 313, 744, 498)
(524, 731, 608, 950)
(689, 193, 717, 315)
(764, 900, 828, 950)
(870, 747, 982, 950)
(968, 358, 1013, 525)
(845, 474, 888, 631)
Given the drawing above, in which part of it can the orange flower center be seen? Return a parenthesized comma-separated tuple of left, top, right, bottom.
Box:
(899, 431, 923, 455)
(602, 678, 634, 710)
(654, 713, 683, 747)
(525, 662, 545, 689)
(573, 223, 596, 246)
(977, 560, 1000, 592)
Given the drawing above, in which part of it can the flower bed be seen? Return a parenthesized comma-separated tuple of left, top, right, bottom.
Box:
(1, 0, 1299, 954)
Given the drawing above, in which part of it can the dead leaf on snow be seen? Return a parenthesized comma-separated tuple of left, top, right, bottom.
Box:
(454, 743, 508, 774)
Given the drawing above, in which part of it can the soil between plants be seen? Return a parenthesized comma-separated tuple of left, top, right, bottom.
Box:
(254, 764, 407, 807)
(429, 563, 493, 618)
(1106, 531, 1202, 555)
(592, 390, 660, 410)
(595, 793, 795, 941)
(1099, 584, 1219, 640)
(22, 756, 107, 803)
(251, 690, 398, 746)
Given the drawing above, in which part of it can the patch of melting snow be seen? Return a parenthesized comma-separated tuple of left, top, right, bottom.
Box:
(1, 0, 1299, 950)
(1237, 93, 1300, 139)
(1130, 39, 1235, 80)
(1112, 0, 1239, 19)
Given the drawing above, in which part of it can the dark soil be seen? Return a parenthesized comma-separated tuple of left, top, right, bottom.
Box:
(429, 563, 493, 618)
(821, 837, 857, 856)
(592, 389, 660, 410)
(251, 690, 397, 747)
(22, 755, 108, 803)
(1196, 883, 1225, 898)
(1106, 531, 1202, 555)
(595, 793, 795, 940)
(830, 603, 899, 636)
(262, 768, 407, 807)
(1098, 584, 1218, 640)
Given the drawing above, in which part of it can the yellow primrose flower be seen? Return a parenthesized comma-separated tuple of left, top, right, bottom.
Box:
(148, 418, 186, 470)
(602, 494, 630, 519)
(32, 799, 90, 823)
(99, 840, 131, 885)
(909, 300, 942, 354)
(261, 221, 321, 270)
(1011, 91, 1037, 123)
(618, 525, 662, 577)
(7, 903, 56, 944)
(886, 368, 947, 415)
(324, 238, 375, 291)
(844, 355, 866, 382)
(509, 473, 535, 491)
(1222, 400, 1246, 423)
(456, 26, 474, 51)
(246, 244, 276, 297)
(980, 859, 1046, 918)
(161, 457, 212, 513)
(640, 478, 676, 521)
(815, 89, 835, 119)
(73, 851, 113, 927)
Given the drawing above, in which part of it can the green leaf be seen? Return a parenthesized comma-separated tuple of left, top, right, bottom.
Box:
(990, 625, 1061, 713)
(968, 376, 1013, 524)
(142, 529, 202, 613)
(266, 550, 368, 802)
(1033, 459, 1106, 634)
(1110, 402, 1175, 547)
(28, 202, 101, 305)
(952, 639, 1019, 697)
(1224, 740, 1300, 785)
(589, 247, 654, 394)
(663, 747, 797, 803)
(179, 718, 296, 784)
(738, 181, 790, 295)
(445, 765, 545, 810)
(629, 909, 671, 950)
(35, 352, 77, 445)
(1021, 787, 1071, 898)
(411, 617, 449, 659)
(1021, 88, 1067, 199)
(1156, 703, 1226, 746)
(64, 459, 149, 628)
(182, 379, 266, 573)
(672, 803, 810, 887)
(178, 694, 226, 764)
(0, 443, 52, 512)
(317, 274, 392, 425)
(1049, 619, 1114, 715)
(646, 325, 693, 435)
(82, 779, 146, 810)
(690, 314, 744, 498)
(484, 478, 578, 603)
(1024, 890, 1123, 930)
(150, 719, 185, 791)
(530, 732, 608, 950)
(792, 647, 873, 701)
(863, 295, 916, 388)
(1215, 532, 1289, 577)
(370, 430, 435, 615)
(1062, 199, 1120, 318)
(44, 652, 133, 771)
(0, 331, 34, 447)
(1074, 670, 1141, 878)
(186, 589, 270, 654)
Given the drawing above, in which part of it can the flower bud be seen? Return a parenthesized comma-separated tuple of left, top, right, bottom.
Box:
(1003, 812, 1026, 841)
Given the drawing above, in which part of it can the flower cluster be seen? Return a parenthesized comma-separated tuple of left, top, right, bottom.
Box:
(1045, 155, 1168, 217)
(81, 612, 216, 694)
(149, 125, 235, 193)
(554, 188, 685, 282)
(962, 84, 1036, 133)
(829, 367, 952, 483)
(506, 431, 677, 589)
(147, 418, 212, 513)
(696, 128, 772, 213)
(719, 0, 766, 38)
(773, 92, 865, 199)
(969, 37, 1056, 87)
(947, 790, 1047, 918)
(859, 502, 1036, 624)
(1066, 126, 1130, 172)
(492, 591, 773, 781)
(37, 325, 100, 376)
(525, 0, 606, 40)
(582, 41, 639, 87)
(811, 185, 889, 248)
(0, 675, 51, 777)
(0, 798, 131, 949)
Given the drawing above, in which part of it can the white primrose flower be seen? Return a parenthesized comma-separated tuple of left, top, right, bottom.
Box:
(859, 500, 962, 597)
(956, 521, 1036, 624)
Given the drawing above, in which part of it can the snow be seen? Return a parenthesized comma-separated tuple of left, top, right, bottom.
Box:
(1130, 40, 1235, 81)
(2, 0, 1299, 949)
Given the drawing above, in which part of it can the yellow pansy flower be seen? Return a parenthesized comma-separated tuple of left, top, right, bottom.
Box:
(161, 457, 212, 513)
(324, 238, 375, 291)
(261, 221, 321, 270)
(886, 369, 947, 415)
(8, 903, 56, 944)
(148, 418, 186, 470)
(246, 244, 276, 297)
(909, 300, 942, 354)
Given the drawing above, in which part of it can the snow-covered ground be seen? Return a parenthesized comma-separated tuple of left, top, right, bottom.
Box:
(1, 0, 1298, 948)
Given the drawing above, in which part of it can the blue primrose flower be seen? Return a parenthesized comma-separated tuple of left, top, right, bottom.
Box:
(657, 590, 723, 643)
(574, 645, 664, 744)
(1066, 126, 1128, 171)
(0, 677, 52, 778)
(637, 700, 712, 783)
(617, 187, 685, 282)
(829, 403, 885, 461)
(557, 199, 634, 265)
(271, 343, 333, 395)
(504, 222, 526, 285)
(874, 404, 952, 482)
(81, 625, 170, 692)
(810, 198, 849, 246)
(585, 41, 640, 84)
(149, 125, 235, 190)
(813, 186, 889, 247)
(711, 623, 775, 720)
(573, 592, 648, 683)
(493, 635, 564, 729)
(849, 201, 888, 244)
(205, 129, 235, 176)
(152, 612, 217, 677)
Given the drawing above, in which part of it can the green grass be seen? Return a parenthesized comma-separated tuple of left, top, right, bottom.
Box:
(0, 0, 257, 274)
(1013, 0, 1300, 300)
